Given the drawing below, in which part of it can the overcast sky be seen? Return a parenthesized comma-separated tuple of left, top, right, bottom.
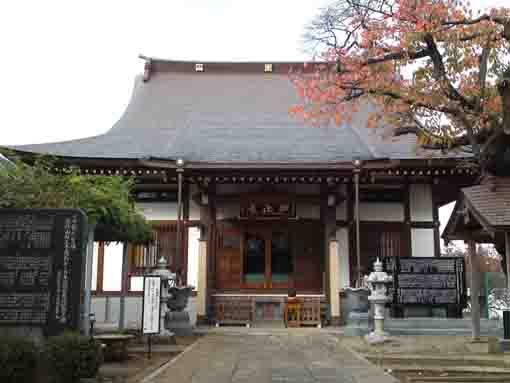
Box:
(0, 0, 507, 233)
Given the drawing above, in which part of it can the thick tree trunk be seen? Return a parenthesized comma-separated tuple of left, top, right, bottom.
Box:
(498, 67, 510, 134)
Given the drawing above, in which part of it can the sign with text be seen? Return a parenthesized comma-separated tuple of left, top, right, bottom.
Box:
(384, 257, 466, 307)
(0, 209, 87, 335)
(142, 276, 161, 334)
(240, 194, 295, 219)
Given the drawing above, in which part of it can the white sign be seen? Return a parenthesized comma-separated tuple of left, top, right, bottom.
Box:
(142, 276, 161, 334)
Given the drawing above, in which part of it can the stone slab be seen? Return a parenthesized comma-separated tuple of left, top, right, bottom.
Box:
(144, 332, 397, 383)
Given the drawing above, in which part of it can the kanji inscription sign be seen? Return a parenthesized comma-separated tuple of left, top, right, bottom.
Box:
(0, 209, 87, 335)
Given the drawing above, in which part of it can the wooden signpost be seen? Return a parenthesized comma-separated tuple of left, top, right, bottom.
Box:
(142, 275, 162, 359)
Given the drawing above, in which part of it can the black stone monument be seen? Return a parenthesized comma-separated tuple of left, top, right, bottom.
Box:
(0, 209, 87, 337)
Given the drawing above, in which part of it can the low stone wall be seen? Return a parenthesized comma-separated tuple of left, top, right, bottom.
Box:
(92, 295, 197, 331)
(344, 316, 504, 336)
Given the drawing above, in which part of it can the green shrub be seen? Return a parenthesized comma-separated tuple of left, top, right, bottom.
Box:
(44, 332, 102, 383)
(0, 335, 38, 383)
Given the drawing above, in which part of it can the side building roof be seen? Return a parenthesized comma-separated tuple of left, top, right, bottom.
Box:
(443, 176, 510, 243)
(4, 59, 467, 168)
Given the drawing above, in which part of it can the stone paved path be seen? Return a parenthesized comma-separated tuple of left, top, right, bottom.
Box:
(146, 332, 397, 383)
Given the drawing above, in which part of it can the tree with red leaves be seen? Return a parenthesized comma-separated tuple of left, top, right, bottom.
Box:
(294, 0, 510, 176)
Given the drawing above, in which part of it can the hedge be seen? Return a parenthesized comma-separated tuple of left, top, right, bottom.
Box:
(44, 332, 102, 383)
(0, 335, 38, 383)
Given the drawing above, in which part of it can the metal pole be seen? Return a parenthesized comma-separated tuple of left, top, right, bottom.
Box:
(354, 166, 361, 286)
(176, 161, 184, 274)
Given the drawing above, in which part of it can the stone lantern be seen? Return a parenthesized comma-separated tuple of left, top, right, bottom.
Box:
(151, 256, 177, 336)
(364, 258, 393, 344)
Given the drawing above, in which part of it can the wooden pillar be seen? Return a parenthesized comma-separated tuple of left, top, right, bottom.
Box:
(96, 243, 105, 292)
(467, 240, 481, 340)
(82, 229, 95, 336)
(321, 186, 335, 296)
(196, 239, 208, 323)
(506, 232, 510, 290)
(432, 184, 441, 257)
(119, 242, 129, 330)
(329, 240, 342, 325)
(353, 169, 361, 285)
(347, 182, 355, 286)
(404, 183, 412, 257)
(199, 182, 216, 321)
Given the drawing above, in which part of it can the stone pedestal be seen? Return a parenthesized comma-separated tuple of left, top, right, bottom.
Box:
(165, 311, 193, 336)
(165, 286, 193, 336)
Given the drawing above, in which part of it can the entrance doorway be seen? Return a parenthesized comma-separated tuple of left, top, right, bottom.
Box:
(215, 222, 322, 292)
(243, 228, 293, 288)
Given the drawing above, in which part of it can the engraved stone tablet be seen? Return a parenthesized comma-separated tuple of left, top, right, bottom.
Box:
(0, 209, 87, 335)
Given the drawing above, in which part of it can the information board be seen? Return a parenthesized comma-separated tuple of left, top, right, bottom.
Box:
(0, 209, 87, 335)
(383, 257, 466, 307)
(142, 276, 161, 334)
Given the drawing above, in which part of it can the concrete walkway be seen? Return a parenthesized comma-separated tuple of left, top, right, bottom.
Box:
(145, 332, 398, 383)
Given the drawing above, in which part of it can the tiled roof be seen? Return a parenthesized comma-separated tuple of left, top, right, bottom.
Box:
(462, 177, 510, 229)
(5, 59, 468, 166)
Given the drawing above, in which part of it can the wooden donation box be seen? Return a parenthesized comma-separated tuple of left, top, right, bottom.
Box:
(0, 209, 87, 335)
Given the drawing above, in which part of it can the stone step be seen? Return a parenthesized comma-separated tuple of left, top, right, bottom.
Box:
(406, 376, 510, 383)
(382, 364, 510, 374)
(128, 345, 187, 353)
(365, 354, 510, 368)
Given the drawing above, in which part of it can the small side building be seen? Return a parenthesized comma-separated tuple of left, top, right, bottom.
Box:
(3, 58, 477, 326)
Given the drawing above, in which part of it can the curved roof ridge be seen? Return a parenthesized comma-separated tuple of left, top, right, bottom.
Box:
(3, 58, 468, 164)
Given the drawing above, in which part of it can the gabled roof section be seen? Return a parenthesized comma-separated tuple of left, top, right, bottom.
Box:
(443, 176, 510, 242)
(5, 58, 468, 166)
(462, 177, 510, 229)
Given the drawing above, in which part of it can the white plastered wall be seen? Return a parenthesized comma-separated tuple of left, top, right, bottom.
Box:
(189, 184, 201, 220)
(336, 228, 350, 289)
(359, 202, 404, 221)
(336, 203, 347, 220)
(296, 203, 320, 219)
(411, 228, 435, 258)
(410, 184, 433, 221)
(91, 295, 197, 328)
(216, 202, 240, 220)
(136, 202, 178, 220)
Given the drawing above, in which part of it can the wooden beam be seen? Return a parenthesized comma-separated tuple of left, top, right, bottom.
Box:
(96, 242, 105, 293)
(404, 182, 412, 257)
(467, 240, 481, 341)
(347, 182, 355, 286)
(432, 187, 441, 257)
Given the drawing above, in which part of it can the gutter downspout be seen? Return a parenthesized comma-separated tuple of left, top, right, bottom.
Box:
(176, 159, 185, 278)
(353, 160, 362, 286)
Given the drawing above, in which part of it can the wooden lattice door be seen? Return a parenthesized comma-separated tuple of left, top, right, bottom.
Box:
(215, 226, 242, 289)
